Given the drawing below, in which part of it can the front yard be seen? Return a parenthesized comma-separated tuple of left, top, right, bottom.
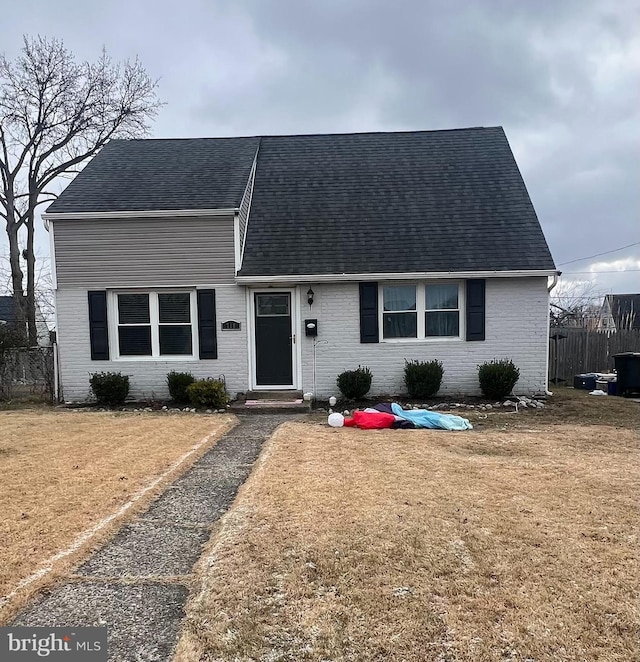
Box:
(0, 409, 235, 622)
(176, 390, 639, 661)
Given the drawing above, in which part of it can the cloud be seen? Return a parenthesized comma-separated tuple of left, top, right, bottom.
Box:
(561, 256, 640, 295)
(0, 0, 637, 298)
(590, 257, 640, 272)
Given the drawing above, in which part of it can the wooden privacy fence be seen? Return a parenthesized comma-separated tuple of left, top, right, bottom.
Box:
(549, 328, 640, 383)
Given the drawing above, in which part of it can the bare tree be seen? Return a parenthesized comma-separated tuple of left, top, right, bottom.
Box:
(550, 279, 604, 328)
(0, 251, 10, 294)
(1, 247, 54, 311)
(0, 36, 161, 343)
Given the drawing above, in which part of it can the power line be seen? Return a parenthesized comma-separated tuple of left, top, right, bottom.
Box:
(563, 269, 640, 274)
(557, 242, 640, 266)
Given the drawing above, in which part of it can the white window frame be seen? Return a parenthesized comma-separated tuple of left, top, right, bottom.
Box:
(381, 282, 419, 340)
(379, 280, 465, 342)
(425, 282, 462, 339)
(108, 289, 199, 360)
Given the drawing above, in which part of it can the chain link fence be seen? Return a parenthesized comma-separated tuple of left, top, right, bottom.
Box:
(0, 346, 55, 401)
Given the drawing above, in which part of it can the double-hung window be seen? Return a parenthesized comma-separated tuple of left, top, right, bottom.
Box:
(158, 293, 193, 354)
(115, 291, 196, 358)
(381, 282, 462, 340)
(383, 285, 417, 338)
(118, 293, 152, 355)
(425, 284, 460, 337)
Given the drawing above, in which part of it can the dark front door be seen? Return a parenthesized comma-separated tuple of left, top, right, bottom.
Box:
(255, 292, 293, 386)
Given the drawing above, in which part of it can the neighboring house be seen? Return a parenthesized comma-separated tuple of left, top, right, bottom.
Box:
(0, 296, 51, 347)
(44, 127, 556, 401)
(598, 294, 640, 332)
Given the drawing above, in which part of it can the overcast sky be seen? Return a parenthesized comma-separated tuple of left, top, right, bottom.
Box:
(1, 0, 638, 299)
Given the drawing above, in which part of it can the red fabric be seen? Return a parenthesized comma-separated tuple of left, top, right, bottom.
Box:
(349, 410, 396, 429)
(343, 416, 357, 427)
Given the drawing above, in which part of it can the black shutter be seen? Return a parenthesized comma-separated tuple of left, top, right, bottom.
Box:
(466, 279, 485, 341)
(88, 291, 109, 360)
(359, 282, 379, 343)
(197, 289, 217, 359)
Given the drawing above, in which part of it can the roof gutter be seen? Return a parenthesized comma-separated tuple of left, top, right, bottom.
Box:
(42, 208, 238, 221)
(236, 269, 558, 285)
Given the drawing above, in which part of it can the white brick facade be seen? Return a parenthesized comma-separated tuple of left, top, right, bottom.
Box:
(56, 277, 549, 401)
(299, 277, 550, 397)
(56, 284, 249, 402)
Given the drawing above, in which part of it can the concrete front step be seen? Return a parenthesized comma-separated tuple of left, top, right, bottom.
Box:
(229, 400, 309, 415)
(244, 389, 303, 401)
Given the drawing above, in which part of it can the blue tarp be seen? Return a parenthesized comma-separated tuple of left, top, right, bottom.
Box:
(391, 403, 473, 431)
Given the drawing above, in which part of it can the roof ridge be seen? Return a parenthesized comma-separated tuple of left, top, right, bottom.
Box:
(114, 126, 502, 143)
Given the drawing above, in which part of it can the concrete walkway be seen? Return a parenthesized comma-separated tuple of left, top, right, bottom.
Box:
(12, 414, 292, 661)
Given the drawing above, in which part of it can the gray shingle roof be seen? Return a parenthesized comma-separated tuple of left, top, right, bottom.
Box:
(46, 137, 260, 213)
(47, 127, 555, 275)
(239, 127, 555, 276)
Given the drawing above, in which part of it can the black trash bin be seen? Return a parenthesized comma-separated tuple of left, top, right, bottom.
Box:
(613, 352, 640, 397)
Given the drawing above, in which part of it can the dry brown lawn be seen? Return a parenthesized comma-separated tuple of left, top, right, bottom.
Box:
(177, 392, 639, 661)
(0, 409, 235, 622)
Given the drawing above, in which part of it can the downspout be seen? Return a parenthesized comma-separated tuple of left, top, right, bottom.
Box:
(545, 270, 561, 395)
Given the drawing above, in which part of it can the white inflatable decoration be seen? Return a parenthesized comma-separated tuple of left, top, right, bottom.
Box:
(328, 396, 337, 407)
(327, 412, 345, 427)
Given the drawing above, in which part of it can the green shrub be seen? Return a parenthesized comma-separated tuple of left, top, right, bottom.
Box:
(167, 371, 195, 404)
(404, 359, 444, 399)
(337, 366, 373, 400)
(186, 378, 228, 409)
(478, 359, 520, 400)
(89, 372, 130, 406)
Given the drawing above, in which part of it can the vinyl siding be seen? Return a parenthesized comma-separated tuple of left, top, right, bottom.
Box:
(298, 277, 550, 397)
(53, 216, 235, 288)
(56, 284, 248, 401)
(238, 157, 257, 261)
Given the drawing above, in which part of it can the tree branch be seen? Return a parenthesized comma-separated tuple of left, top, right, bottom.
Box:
(14, 190, 57, 200)
(1, 35, 160, 341)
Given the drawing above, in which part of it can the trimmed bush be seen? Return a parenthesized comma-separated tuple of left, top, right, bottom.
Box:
(478, 359, 520, 400)
(186, 378, 228, 409)
(404, 359, 444, 399)
(89, 372, 130, 406)
(167, 371, 195, 404)
(337, 366, 373, 400)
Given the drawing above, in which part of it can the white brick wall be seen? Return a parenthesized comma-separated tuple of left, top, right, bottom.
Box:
(56, 285, 248, 401)
(299, 278, 550, 397)
(57, 277, 550, 401)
